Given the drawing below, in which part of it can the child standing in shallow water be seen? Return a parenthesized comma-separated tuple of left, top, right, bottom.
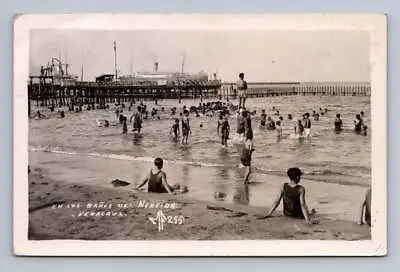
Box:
(239, 136, 255, 184)
(181, 110, 191, 145)
(170, 118, 180, 140)
(220, 115, 230, 147)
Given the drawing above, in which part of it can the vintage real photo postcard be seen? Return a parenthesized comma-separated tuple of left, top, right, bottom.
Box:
(13, 14, 387, 256)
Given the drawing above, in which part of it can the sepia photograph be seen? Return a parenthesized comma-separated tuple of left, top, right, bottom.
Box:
(13, 14, 387, 256)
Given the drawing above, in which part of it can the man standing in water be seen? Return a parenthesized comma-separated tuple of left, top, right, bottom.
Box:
(130, 106, 143, 133)
(236, 73, 248, 108)
(303, 113, 312, 138)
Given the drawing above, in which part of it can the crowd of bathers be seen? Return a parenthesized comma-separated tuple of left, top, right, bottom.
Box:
(29, 72, 372, 228)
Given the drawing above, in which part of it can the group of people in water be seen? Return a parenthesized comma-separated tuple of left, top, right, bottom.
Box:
(30, 72, 372, 227)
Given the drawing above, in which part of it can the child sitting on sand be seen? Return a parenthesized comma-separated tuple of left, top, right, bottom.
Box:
(134, 158, 174, 194)
(358, 187, 371, 227)
(258, 167, 317, 225)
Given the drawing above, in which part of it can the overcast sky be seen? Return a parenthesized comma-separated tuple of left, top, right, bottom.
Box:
(30, 30, 370, 82)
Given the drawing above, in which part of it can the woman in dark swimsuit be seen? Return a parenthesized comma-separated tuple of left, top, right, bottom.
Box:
(258, 167, 317, 224)
(135, 158, 173, 194)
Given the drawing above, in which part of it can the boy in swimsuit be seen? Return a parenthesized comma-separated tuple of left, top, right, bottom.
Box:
(334, 113, 343, 131)
(170, 118, 180, 139)
(243, 111, 253, 141)
(303, 113, 312, 137)
(358, 187, 371, 227)
(295, 119, 304, 137)
(181, 110, 191, 145)
(258, 167, 317, 225)
(266, 116, 275, 130)
(260, 109, 267, 127)
(220, 114, 230, 147)
(276, 120, 283, 138)
(239, 135, 255, 184)
(134, 158, 174, 194)
(130, 106, 143, 133)
(354, 114, 364, 133)
(236, 73, 248, 108)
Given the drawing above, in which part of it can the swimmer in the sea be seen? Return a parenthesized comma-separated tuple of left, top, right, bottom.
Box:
(130, 106, 143, 133)
(266, 116, 275, 130)
(276, 120, 283, 138)
(354, 114, 364, 134)
(34, 110, 46, 119)
(303, 113, 312, 138)
(295, 119, 304, 137)
(334, 113, 343, 132)
(220, 114, 230, 147)
(260, 109, 267, 127)
(170, 118, 180, 139)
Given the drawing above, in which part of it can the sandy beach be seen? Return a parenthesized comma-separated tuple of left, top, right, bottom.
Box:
(28, 166, 371, 241)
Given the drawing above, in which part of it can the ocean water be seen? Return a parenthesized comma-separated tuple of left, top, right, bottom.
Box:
(29, 96, 371, 221)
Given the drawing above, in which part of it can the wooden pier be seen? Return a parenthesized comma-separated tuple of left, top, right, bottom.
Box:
(220, 82, 371, 100)
(28, 76, 222, 115)
(27, 77, 371, 116)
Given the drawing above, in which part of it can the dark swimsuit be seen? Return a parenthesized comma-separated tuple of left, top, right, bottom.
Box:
(237, 117, 245, 134)
(147, 170, 168, 193)
(283, 183, 304, 219)
(221, 120, 229, 140)
(133, 113, 142, 129)
(172, 124, 179, 137)
(365, 188, 371, 226)
(182, 118, 190, 136)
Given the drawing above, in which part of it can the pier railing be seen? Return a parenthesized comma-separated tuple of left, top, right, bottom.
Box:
(27, 78, 370, 115)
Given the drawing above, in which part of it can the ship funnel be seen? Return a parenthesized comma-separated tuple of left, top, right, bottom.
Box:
(153, 62, 159, 72)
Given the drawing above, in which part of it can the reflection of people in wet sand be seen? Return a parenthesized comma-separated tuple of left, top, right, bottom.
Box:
(258, 167, 318, 225)
(358, 187, 371, 227)
(233, 183, 249, 205)
(134, 158, 174, 194)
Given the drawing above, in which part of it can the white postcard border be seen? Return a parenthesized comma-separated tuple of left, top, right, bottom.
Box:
(13, 13, 387, 256)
